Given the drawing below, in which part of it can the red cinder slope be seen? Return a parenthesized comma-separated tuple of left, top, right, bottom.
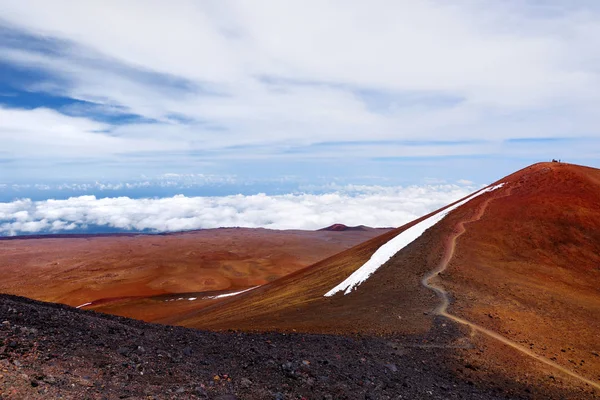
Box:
(437, 162, 600, 391)
(171, 162, 600, 396)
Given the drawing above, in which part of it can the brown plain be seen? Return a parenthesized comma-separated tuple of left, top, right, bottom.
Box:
(0, 227, 390, 322)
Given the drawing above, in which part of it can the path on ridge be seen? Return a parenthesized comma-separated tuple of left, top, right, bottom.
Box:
(421, 187, 600, 391)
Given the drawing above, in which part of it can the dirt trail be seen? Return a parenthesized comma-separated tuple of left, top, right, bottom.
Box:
(422, 186, 600, 391)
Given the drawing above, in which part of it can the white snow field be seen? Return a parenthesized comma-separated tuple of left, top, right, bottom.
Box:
(324, 183, 505, 297)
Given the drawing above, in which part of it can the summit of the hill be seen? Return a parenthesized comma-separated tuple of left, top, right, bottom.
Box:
(319, 224, 372, 232)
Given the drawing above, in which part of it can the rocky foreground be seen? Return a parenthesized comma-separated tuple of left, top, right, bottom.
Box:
(0, 294, 581, 400)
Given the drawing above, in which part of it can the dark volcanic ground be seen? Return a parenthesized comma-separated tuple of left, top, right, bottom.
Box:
(0, 295, 584, 400)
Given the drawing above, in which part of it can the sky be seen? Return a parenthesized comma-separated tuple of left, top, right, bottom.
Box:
(1, 1, 600, 235)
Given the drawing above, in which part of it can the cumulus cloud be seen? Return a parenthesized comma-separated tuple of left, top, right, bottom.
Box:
(0, 184, 476, 236)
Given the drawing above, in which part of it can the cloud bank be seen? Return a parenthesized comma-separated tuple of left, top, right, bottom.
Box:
(0, 184, 475, 236)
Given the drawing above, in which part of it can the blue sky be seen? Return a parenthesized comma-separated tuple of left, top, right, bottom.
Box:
(1, 1, 600, 199)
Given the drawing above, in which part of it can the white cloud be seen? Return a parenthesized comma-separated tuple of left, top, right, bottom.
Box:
(0, 184, 476, 236)
(1, 0, 600, 175)
(4, 1, 597, 106)
(0, 106, 186, 159)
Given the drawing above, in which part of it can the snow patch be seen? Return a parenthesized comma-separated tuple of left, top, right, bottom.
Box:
(161, 287, 259, 302)
(203, 286, 259, 299)
(324, 183, 505, 297)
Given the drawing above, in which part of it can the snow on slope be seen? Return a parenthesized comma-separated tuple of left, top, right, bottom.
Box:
(324, 183, 505, 297)
(168, 287, 260, 302)
(203, 286, 259, 299)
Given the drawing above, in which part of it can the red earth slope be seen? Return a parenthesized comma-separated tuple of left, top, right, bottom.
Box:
(0, 227, 390, 322)
(440, 162, 600, 391)
(171, 162, 600, 396)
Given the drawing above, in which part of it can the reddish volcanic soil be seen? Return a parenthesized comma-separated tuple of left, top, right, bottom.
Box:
(0, 227, 390, 322)
(172, 162, 600, 397)
(440, 162, 600, 392)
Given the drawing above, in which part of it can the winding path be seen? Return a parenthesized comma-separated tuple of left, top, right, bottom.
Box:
(421, 187, 600, 391)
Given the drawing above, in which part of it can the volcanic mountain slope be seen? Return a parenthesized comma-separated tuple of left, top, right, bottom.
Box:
(0, 227, 389, 322)
(169, 162, 600, 398)
(1, 294, 538, 400)
(439, 162, 600, 392)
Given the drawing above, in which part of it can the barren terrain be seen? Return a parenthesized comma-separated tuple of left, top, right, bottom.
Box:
(171, 162, 600, 397)
(0, 294, 579, 399)
(0, 226, 389, 322)
(1, 162, 598, 398)
(441, 163, 600, 391)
